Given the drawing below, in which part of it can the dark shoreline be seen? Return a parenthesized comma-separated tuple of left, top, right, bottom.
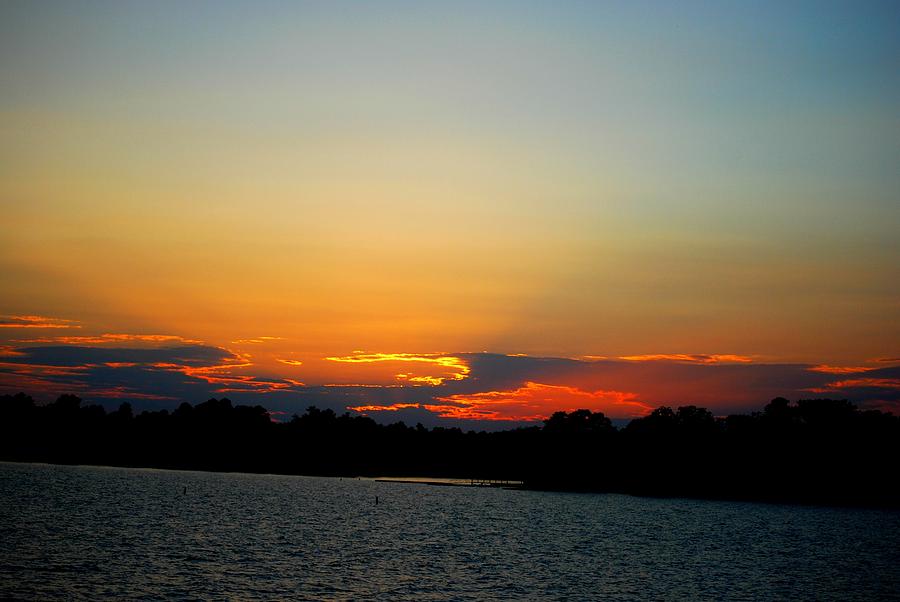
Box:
(4, 459, 900, 511)
(3, 393, 899, 509)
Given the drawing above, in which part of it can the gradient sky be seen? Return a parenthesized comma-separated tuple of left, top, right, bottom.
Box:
(1, 1, 898, 425)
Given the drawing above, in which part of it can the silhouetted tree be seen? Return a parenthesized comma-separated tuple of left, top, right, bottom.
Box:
(0, 393, 897, 506)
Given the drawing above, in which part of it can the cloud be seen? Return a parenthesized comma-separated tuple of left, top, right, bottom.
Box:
(427, 382, 651, 421)
(277, 359, 304, 366)
(799, 366, 900, 412)
(3, 345, 233, 367)
(0, 344, 305, 407)
(350, 381, 651, 422)
(348, 403, 421, 413)
(324, 383, 403, 388)
(171, 360, 299, 394)
(325, 352, 470, 385)
(446, 353, 586, 394)
(3, 322, 898, 426)
(338, 354, 900, 423)
(398, 374, 445, 385)
(0, 315, 80, 329)
(807, 378, 900, 392)
(13, 334, 201, 345)
(82, 387, 177, 401)
(808, 364, 874, 374)
(619, 354, 754, 364)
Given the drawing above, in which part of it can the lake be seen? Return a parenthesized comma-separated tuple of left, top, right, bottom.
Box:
(1, 462, 898, 600)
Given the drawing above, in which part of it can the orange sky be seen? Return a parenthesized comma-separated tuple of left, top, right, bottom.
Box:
(1, 3, 898, 424)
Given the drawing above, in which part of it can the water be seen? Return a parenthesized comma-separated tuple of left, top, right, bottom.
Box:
(1, 462, 899, 600)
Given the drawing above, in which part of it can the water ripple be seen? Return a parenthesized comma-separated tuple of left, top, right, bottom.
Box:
(1, 462, 899, 600)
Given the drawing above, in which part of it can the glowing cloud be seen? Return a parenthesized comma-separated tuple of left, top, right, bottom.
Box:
(619, 354, 754, 364)
(809, 378, 900, 392)
(325, 352, 470, 386)
(0, 315, 80, 329)
(277, 359, 304, 366)
(396, 374, 444, 386)
(14, 334, 202, 345)
(324, 383, 403, 388)
(348, 381, 651, 421)
(0, 361, 92, 377)
(153, 359, 300, 394)
(348, 403, 421, 413)
(808, 365, 873, 375)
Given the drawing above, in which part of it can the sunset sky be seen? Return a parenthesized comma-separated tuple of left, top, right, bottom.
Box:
(1, 1, 898, 426)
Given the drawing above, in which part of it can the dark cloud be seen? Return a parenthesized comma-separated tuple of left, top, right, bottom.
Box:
(441, 355, 833, 413)
(443, 353, 585, 393)
(0, 345, 263, 409)
(802, 365, 900, 412)
(8, 345, 234, 366)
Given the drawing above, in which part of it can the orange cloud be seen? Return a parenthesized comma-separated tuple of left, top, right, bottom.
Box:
(396, 373, 445, 385)
(0, 372, 90, 396)
(277, 359, 304, 366)
(347, 381, 651, 421)
(808, 364, 873, 374)
(0, 361, 96, 396)
(14, 333, 201, 345)
(176, 362, 279, 390)
(0, 315, 80, 329)
(325, 352, 470, 386)
(324, 383, 403, 388)
(147, 358, 303, 394)
(232, 337, 284, 344)
(348, 403, 421, 413)
(428, 382, 651, 421)
(619, 354, 754, 364)
(810, 378, 900, 392)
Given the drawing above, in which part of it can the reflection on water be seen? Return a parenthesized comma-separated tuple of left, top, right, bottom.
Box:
(1, 462, 899, 600)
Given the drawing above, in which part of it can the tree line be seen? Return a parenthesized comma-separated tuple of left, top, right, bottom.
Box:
(1, 393, 898, 507)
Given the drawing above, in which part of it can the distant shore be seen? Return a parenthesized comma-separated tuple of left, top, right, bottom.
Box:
(3, 393, 899, 509)
(5, 459, 900, 509)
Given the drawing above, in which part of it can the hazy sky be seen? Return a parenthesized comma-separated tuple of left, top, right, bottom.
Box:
(1, 2, 898, 422)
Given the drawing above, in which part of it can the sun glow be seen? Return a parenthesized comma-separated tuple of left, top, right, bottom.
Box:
(325, 352, 470, 386)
